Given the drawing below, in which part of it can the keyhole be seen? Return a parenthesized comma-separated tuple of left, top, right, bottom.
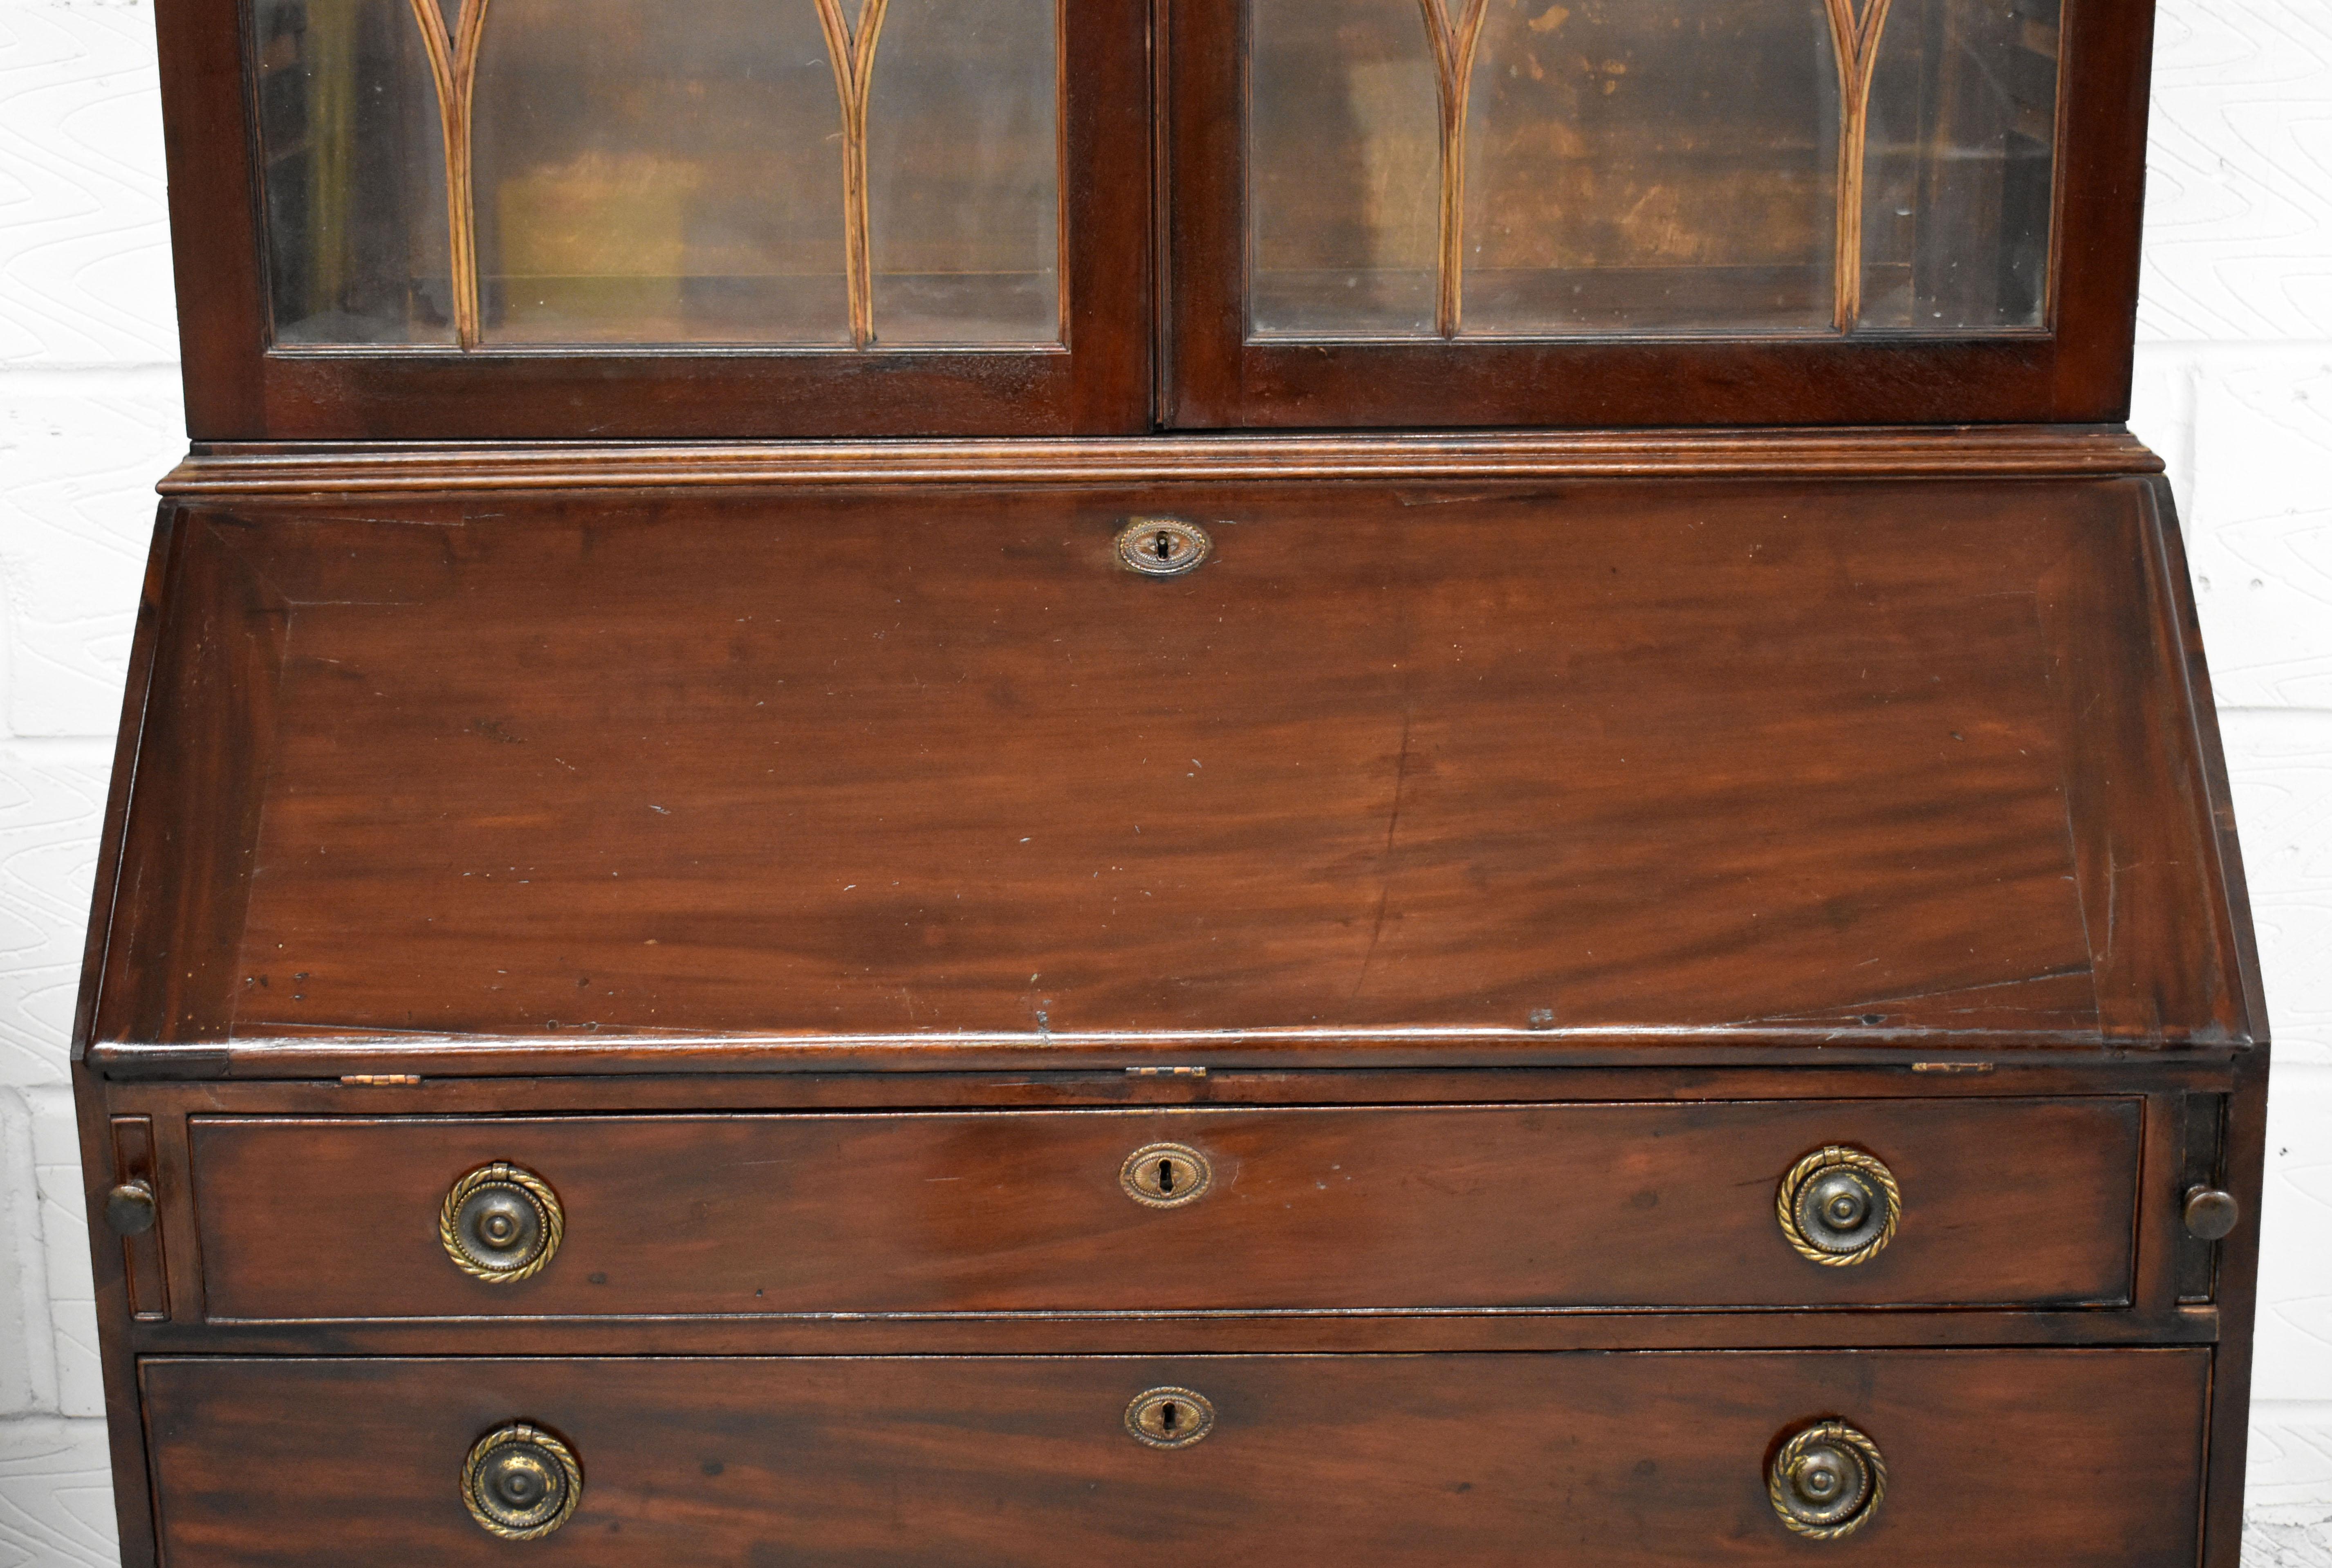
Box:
(1159, 1402, 1180, 1434)
(1114, 519, 1211, 578)
(1157, 1158, 1176, 1194)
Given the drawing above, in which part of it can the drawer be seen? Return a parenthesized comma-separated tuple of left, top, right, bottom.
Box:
(143, 1349, 2207, 1566)
(190, 1098, 2139, 1318)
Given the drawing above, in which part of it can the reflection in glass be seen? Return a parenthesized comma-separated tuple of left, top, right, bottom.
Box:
(472, 0, 848, 345)
(1249, 0, 1440, 336)
(255, 0, 455, 344)
(1244, 0, 2059, 341)
(867, 0, 1061, 344)
(1859, 0, 2059, 331)
(1460, 0, 1836, 336)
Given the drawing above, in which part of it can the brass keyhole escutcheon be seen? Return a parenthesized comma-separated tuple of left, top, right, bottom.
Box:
(1767, 1420, 1886, 1539)
(1126, 1387, 1217, 1449)
(1120, 1142, 1212, 1208)
(1115, 517, 1212, 577)
(1777, 1146, 1900, 1267)
(441, 1162, 564, 1283)
(463, 1423, 583, 1540)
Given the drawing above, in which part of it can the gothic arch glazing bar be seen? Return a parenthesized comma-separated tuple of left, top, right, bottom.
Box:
(1823, 0, 1896, 332)
(406, 0, 491, 347)
(813, 0, 895, 348)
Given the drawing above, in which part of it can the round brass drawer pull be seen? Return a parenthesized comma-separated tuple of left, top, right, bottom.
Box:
(1115, 517, 1211, 577)
(1120, 1142, 1211, 1208)
(1769, 1420, 1886, 1539)
(441, 1162, 563, 1283)
(1777, 1146, 1900, 1267)
(1126, 1387, 1215, 1449)
(463, 1423, 582, 1540)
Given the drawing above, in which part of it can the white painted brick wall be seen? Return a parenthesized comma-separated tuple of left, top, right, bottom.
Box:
(0, 0, 2328, 1560)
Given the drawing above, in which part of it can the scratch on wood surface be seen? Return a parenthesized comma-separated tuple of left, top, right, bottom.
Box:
(1351, 704, 1415, 1003)
(1734, 964, 2092, 1025)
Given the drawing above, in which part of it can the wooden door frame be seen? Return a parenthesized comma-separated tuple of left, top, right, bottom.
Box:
(1159, 0, 2156, 429)
(157, 0, 1153, 440)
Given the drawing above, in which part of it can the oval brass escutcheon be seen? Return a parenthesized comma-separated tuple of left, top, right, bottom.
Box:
(463, 1423, 583, 1540)
(441, 1162, 564, 1283)
(1120, 1142, 1212, 1208)
(1126, 1387, 1216, 1449)
(1777, 1146, 1901, 1267)
(1768, 1420, 1886, 1539)
(1115, 517, 1212, 577)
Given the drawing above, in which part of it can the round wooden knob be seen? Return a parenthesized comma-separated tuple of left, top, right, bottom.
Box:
(104, 1180, 157, 1236)
(1778, 1146, 1901, 1266)
(2184, 1186, 2240, 1241)
(463, 1424, 581, 1539)
(441, 1163, 563, 1282)
(1125, 1387, 1216, 1449)
(1769, 1420, 1886, 1539)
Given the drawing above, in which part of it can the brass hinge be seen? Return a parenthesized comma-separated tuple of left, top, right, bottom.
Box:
(1909, 1061, 1995, 1074)
(340, 1073, 422, 1086)
(1126, 1065, 1207, 1079)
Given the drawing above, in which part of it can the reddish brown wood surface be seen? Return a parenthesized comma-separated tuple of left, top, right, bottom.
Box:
(141, 1349, 2208, 1567)
(188, 1097, 2139, 1319)
(85, 476, 2245, 1052)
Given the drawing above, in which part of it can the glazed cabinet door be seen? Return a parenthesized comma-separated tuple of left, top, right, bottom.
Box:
(1165, 0, 2153, 427)
(165, 0, 1147, 437)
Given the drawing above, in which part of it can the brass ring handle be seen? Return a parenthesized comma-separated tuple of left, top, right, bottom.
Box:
(463, 1423, 582, 1540)
(441, 1162, 563, 1283)
(1126, 1387, 1216, 1449)
(1769, 1420, 1886, 1539)
(1777, 1146, 1900, 1266)
(1120, 1142, 1212, 1208)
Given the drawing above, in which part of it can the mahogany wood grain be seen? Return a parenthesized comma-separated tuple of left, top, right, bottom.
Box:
(141, 1349, 2209, 1568)
(188, 1097, 2139, 1320)
(86, 477, 2247, 1053)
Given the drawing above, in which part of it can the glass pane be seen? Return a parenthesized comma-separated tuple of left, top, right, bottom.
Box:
(867, 0, 1061, 345)
(472, 0, 849, 345)
(1249, 0, 1440, 337)
(254, 0, 455, 345)
(1860, 0, 2060, 331)
(1459, 0, 1837, 336)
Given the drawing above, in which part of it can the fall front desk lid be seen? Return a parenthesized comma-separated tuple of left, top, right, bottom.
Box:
(81, 477, 2256, 1070)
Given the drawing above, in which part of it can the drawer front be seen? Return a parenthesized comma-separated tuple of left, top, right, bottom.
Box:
(191, 1098, 2138, 1318)
(144, 1349, 2207, 1567)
